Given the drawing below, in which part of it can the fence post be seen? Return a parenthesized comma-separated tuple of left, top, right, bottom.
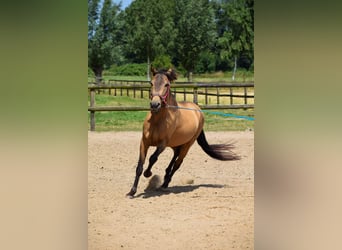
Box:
(120, 81, 123, 96)
(95, 76, 102, 94)
(216, 87, 220, 105)
(244, 86, 248, 110)
(193, 87, 198, 104)
(90, 89, 96, 131)
(244, 86, 247, 105)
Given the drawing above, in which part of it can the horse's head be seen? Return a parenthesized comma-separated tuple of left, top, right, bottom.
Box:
(150, 67, 177, 113)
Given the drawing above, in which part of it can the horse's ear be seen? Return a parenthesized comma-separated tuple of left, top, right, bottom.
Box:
(166, 68, 177, 81)
(151, 66, 158, 76)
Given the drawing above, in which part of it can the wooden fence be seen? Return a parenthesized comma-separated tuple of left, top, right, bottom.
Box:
(88, 80, 254, 131)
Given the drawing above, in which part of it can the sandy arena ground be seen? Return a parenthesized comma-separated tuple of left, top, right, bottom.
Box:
(88, 131, 254, 249)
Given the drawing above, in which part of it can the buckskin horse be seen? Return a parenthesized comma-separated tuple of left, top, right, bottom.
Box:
(126, 68, 240, 198)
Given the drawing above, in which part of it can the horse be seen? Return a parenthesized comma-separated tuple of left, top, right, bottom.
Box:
(126, 68, 240, 198)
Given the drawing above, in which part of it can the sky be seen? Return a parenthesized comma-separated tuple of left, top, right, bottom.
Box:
(114, 0, 133, 9)
(98, 0, 133, 10)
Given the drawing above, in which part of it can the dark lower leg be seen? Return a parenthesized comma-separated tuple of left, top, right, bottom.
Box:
(163, 156, 178, 186)
(162, 147, 180, 187)
(162, 144, 193, 188)
(144, 146, 165, 177)
(126, 160, 144, 197)
(127, 140, 148, 198)
(162, 159, 183, 188)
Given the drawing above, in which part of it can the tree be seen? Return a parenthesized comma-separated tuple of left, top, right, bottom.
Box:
(174, 0, 216, 81)
(152, 54, 173, 69)
(195, 50, 217, 73)
(123, 0, 176, 80)
(88, 0, 122, 81)
(88, 0, 100, 39)
(217, 0, 254, 80)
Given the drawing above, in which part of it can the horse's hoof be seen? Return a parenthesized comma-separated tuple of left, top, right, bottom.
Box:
(143, 170, 152, 178)
(126, 193, 135, 199)
(126, 190, 136, 198)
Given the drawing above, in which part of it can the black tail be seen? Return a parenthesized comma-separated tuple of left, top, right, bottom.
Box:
(197, 130, 240, 161)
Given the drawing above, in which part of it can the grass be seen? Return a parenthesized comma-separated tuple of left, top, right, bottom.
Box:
(88, 94, 254, 131)
(89, 111, 147, 131)
(91, 95, 148, 106)
(88, 95, 149, 131)
(202, 109, 254, 131)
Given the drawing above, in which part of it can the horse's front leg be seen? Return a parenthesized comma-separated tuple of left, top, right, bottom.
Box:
(143, 145, 166, 178)
(126, 140, 149, 198)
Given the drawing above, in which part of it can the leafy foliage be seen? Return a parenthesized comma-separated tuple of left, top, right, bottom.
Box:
(152, 55, 173, 69)
(88, 67, 95, 77)
(87, 0, 254, 77)
(88, 0, 123, 78)
(123, 0, 176, 62)
(217, 0, 254, 70)
(195, 51, 217, 74)
(174, 0, 216, 80)
(103, 63, 147, 76)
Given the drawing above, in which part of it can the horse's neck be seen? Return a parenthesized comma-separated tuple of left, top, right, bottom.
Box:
(168, 93, 178, 106)
(151, 93, 178, 122)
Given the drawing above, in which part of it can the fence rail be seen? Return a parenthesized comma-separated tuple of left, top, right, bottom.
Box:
(88, 81, 254, 131)
(88, 81, 254, 88)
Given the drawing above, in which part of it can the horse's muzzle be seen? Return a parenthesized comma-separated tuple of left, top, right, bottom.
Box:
(150, 95, 162, 112)
(150, 101, 161, 112)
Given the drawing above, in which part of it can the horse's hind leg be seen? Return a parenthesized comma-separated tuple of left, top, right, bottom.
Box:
(161, 144, 191, 188)
(143, 146, 165, 178)
(162, 147, 181, 185)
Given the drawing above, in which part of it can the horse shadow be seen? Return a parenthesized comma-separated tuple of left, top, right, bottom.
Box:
(135, 183, 227, 199)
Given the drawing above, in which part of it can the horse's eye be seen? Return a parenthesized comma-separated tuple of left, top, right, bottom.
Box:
(150, 81, 153, 86)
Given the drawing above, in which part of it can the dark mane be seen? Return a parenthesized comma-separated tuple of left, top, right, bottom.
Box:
(155, 68, 178, 81)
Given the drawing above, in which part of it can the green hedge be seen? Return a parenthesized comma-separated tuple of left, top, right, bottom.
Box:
(88, 67, 94, 77)
(103, 63, 147, 76)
